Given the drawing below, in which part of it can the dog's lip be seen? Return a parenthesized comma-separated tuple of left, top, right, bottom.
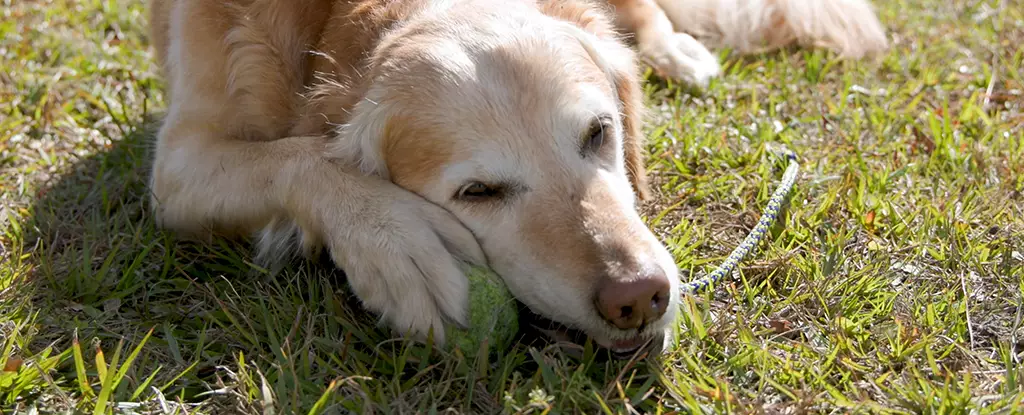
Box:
(605, 336, 651, 353)
(516, 301, 660, 358)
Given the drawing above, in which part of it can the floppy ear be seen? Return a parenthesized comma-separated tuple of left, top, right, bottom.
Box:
(541, 1, 653, 201)
(607, 48, 653, 201)
(321, 81, 395, 179)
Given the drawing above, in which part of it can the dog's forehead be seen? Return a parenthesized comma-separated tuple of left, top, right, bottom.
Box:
(379, 23, 623, 190)
(399, 24, 614, 107)
(436, 78, 616, 172)
(434, 87, 619, 189)
(425, 39, 617, 132)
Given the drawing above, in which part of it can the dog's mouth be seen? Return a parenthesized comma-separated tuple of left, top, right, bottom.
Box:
(515, 301, 664, 360)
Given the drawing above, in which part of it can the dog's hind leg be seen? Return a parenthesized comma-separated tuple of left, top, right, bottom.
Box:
(652, 0, 889, 58)
(606, 0, 722, 87)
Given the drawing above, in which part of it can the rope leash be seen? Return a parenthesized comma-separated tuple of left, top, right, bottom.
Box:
(680, 149, 800, 295)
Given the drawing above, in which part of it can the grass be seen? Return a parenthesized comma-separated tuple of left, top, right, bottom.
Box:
(1, 0, 1023, 413)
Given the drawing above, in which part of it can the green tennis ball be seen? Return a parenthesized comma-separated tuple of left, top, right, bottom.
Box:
(445, 265, 519, 359)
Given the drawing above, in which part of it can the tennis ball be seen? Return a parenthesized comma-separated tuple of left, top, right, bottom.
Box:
(444, 265, 519, 359)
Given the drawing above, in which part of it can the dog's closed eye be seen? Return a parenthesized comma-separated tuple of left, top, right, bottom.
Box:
(456, 181, 505, 202)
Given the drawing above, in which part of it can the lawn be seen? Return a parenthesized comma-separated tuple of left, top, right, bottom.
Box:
(2, 0, 1023, 413)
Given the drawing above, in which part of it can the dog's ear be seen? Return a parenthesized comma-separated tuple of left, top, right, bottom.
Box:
(541, 1, 652, 201)
(323, 82, 395, 179)
(603, 46, 653, 202)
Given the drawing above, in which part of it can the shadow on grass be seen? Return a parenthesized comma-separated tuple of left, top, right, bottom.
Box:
(15, 118, 672, 413)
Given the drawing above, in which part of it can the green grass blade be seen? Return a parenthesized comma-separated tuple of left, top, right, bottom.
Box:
(93, 340, 123, 415)
(111, 327, 154, 392)
(72, 332, 94, 399)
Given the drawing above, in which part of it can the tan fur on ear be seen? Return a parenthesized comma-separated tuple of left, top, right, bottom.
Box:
(613, 59, 652, 201)
(539, 0, 652, 200)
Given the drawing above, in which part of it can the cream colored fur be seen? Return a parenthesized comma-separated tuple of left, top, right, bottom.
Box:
(654, 0, 889, 58)
(147, 0, 887, 351)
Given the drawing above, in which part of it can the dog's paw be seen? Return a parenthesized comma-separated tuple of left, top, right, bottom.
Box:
(324, 189, 486, 346)
(638, 32, 721, 88)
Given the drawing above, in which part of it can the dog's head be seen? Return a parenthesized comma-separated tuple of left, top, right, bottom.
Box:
(333, 0, 679, 356)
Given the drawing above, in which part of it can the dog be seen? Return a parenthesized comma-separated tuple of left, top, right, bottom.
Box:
(146, 0, 886, 356)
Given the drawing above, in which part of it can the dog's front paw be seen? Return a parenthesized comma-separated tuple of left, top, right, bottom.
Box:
(639, 32, 721, 88)
(325, 190, 486, 346)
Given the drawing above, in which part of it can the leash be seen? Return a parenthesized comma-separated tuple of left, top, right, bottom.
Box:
(680, 148, 800, 295)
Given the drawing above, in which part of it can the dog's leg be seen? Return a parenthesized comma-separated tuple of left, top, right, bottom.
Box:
(150, 124, 486, 345)
(652, 0, 888, 58)
(607, 0, 721, 87)
(149, 0, 485, 346)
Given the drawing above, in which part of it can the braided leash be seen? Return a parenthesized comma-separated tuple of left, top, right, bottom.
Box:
(680, 149, 800, 295)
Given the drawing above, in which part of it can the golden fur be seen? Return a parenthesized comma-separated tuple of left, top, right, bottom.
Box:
(147, 0, 887, 351)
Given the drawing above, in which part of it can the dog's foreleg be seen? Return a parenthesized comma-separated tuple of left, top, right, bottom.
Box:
(148, 122, 485, 345)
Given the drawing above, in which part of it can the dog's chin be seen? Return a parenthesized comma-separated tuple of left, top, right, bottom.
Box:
(516, 301, 668, 361)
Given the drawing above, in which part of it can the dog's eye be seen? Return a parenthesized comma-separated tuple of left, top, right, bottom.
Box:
(457, 182, 502, 201)
(582, 116, 612, 155)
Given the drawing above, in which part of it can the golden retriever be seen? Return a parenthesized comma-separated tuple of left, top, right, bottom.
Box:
(146, 0, 886, 355)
